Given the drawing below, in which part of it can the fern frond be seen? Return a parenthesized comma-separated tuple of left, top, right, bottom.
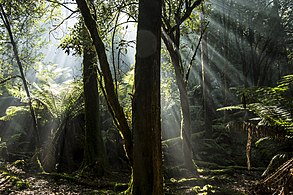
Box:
(247, 103, 292, 128)
(216, 105, 244, 111)
(0, 106, 29, 121)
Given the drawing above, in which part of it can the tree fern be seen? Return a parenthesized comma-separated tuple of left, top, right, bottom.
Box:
(0, 63, 85, 169)
(218, 74, 293, 171)
(218, 74, 293, 133)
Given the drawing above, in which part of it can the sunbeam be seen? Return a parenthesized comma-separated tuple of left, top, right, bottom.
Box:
(0, 0, 292, 194)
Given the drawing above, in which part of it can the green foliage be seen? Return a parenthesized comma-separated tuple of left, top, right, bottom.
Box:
(0, 63, 84, 167)
(217, 105, 244, 111)
(0, 106, 28, 121)
(59, 21, 84, 56)
(59, 0, 137, 56)
(218, 74, 293, 132)
(255, 136, 293, 167)
(6, 175, 29, 189)
(39, 66, 83, 123)
(0, 0, 48, 78)
(0, 62, 83, 127)
(117, 68, 134, 121)
(218, 75, 293, 172)
(0, 165, 30, 190)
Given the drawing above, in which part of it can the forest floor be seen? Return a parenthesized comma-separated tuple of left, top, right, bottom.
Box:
(0, 160, 262, 194)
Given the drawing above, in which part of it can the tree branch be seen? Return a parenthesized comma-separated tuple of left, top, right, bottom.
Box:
(46, 0, 76, 13)
(168, 0, 203, 34)
(0, 75, 22, 85)
(76, 0, 133, 165)
(185, 21, 209, 83)
(49, 10, 78, 39)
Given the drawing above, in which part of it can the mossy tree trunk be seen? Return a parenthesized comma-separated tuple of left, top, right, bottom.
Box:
(81, 26, 107, 176)
(132, 0, 163, 194)
(76, 0, 133, 165)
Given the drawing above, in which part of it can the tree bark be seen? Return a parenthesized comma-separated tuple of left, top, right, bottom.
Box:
(162, 32, 195, 170)
(132, 0, 163, 194)
(76, 0, 133, 165)
(200, 5, 213, 135)
(81, 26, 107, 175)
(161, 0, 204, 171)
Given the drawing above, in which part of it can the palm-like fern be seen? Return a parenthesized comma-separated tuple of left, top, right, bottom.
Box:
(31, 71, 84, 172)
(218, 75, 293, 172)
(218, 74, 293, 134)
(0, 64, 85, 170)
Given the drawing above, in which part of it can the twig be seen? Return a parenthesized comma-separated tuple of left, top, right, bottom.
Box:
(46, 0, 76, 13)
(185, 21, 209, 83)
(0, 75, 22, 85)
(48, 10, 78, 40)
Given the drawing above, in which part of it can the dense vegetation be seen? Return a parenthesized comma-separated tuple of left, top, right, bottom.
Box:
(0, 0, 292, 194)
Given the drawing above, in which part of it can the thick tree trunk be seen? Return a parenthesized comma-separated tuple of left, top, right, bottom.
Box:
(81, 27, 106, 175)
(132, 0, 163, 194)
(76, 0, 133, 165)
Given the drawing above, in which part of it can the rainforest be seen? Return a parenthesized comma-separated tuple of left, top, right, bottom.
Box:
(0, 0, 292, 194)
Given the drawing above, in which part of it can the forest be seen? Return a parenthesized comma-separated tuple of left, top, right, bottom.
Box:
(0, 0, 292, 194)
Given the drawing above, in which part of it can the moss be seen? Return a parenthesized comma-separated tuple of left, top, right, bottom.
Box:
(195, 160, 223, 169)
(14, 178, 30, 189)
(199, 168, 235, 176)
(40, 172, 78, 181)
(114, 183, 129, 192)
(122, 172, 133, 194)
(13, 160, 26, 168)
(2, 174, 30, 190)
(191, 185, 202, 193)
(217, 188, 247, 195)
(168, 177, 215, 186)
(195, 160, 265, 172)
(85, 190, 116, 194)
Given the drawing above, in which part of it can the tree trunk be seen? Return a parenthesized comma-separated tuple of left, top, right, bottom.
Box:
(162, 33, 195, 171)
(132, 0, 163, 194)
(161, 1, 204, 171)
(221, 0, 229, 122)
(177, 73, 194, 170)
(0, 4, 40, 147)
(81, 26, 106, 176)
(200, 6, 213, 135)
(76, 0, 133, 165)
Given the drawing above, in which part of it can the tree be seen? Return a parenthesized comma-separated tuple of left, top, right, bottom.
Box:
(76, 0, 163, 192)
(75, 0, 133, 165)
(162, 0, 203, 170)
(214, 0, 290, 87)
(205, 0, 292, 113)
(81, 24, 107, 176)
(0, 3, 40, 148)
(132, 0, 163, 194)
(200, 4, 214, 135)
